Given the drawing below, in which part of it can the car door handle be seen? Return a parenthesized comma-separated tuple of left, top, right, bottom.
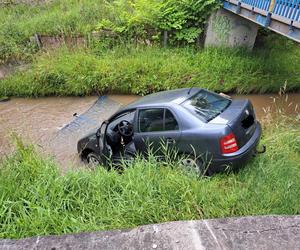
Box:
(166, 138, 176, 144)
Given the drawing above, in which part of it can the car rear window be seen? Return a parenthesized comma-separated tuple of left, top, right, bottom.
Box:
(182, 90, 231, 122)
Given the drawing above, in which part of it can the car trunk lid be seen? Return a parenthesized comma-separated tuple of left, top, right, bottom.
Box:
(210, 99, 256, 148)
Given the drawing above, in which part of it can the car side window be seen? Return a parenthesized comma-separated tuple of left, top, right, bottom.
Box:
(139, 108, 164, 132)
(165, 109, 179, 131)
(138, 108, 179, 132)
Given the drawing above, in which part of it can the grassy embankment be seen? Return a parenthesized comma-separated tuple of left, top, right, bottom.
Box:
(1, 42, 300, 97)
(0, 111, 299, 239)
(0, 0, 219, 64)
(0, 0, 107, 63)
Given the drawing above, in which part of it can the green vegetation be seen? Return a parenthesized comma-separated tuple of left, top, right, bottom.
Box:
(1, 114, 299, 239)
(1, 42, 300, 97)
(0, 0, 106, 63)
(0, 96, 9, 102)
(0, 0, 218, 63)
(1, 0, 299, 96)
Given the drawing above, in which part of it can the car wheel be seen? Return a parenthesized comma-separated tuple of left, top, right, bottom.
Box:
(86, 152, 101, 169)
(180, 155, 211, 176)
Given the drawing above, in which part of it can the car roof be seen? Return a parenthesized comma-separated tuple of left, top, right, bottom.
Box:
(119, 88, 202, 111)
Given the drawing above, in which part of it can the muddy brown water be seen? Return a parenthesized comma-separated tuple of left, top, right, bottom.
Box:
(0, 93, 299, 172)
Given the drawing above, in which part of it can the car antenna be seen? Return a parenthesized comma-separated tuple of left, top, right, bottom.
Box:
(188, 84, 195, 95)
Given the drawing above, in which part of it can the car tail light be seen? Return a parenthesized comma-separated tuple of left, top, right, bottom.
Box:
(220, 133, 239, 154)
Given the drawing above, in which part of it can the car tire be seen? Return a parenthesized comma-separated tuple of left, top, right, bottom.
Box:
(86, 152, 101, 169)
(179, 155, 212, 176)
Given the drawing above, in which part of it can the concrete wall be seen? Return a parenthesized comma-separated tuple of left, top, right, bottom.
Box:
(0, 64, 29, 80)
(1, 216, 300, 250)
(205, 8, 259, 49)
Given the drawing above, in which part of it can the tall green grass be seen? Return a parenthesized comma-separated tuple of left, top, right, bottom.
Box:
(1, 43, 300, 97)
(0, 0, 108, 62)
(0, 115, 299, 239)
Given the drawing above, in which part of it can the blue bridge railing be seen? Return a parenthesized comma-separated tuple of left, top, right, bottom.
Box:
(223, 0, 300, 42)
(242, 0, 271, 12)
(227, 0, 300, 22)
(273, 0, 300, 21)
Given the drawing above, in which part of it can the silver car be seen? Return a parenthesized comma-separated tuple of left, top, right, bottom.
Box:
(77, 88, 262, 174)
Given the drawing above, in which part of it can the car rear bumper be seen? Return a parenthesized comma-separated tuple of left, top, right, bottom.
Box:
(209, 121, 262, 173)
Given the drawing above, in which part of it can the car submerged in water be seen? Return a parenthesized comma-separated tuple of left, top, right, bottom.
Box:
(77, 88, 262, 175)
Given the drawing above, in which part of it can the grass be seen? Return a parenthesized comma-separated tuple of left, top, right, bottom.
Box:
(0, 96, 9, 102)
(0, 0, 108, 63)
(1, 40, 300, 97)
(0, 113, 299, 239)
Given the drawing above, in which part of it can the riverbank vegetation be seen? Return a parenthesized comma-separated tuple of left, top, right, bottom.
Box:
(1, 39, 300, 97)
(0, 112, 299, 239)
(0, 0, 218, 63)
(1, 0, 300, 96)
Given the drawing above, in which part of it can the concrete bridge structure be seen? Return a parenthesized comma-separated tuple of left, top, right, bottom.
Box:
(205, 0, 300, 49)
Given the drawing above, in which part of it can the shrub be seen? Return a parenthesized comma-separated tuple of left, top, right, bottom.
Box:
(98, 0, 219, 44)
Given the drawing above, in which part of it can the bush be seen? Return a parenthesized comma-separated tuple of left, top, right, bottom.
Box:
(99, 0, 219, 44)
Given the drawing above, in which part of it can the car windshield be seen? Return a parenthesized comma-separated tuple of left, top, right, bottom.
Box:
(182, 90, 231, 122)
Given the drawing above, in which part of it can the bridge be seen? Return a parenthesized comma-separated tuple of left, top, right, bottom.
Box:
(205, 0, 300, 48)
